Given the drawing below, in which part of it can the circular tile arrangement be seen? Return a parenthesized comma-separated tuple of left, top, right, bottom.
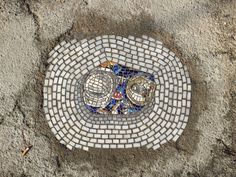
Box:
(43, 35, 192, 151)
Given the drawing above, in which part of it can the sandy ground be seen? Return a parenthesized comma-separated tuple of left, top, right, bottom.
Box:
(0, 0, 235, 176)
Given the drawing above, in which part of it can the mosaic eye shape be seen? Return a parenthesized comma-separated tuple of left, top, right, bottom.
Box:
(82, 61, 156, 115)
(44, 35, 192, 151)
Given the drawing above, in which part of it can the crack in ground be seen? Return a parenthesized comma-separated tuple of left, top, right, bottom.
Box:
(216, 138, 236, 157)
(19, 0, 41, 44)
(55, 23, 75, 43)
(12, 97, 29, 144)
(13, 99, 26, 121)
(0, 115, 4, 125)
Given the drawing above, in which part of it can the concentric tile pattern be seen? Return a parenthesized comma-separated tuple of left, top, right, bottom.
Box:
(43, 35, 192, 151)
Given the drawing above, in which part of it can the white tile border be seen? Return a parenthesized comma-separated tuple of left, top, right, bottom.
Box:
(44, 35, 192, 151)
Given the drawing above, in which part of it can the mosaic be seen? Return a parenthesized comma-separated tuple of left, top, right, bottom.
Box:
(83, 61, 156, 115)
(44, 35, 192, 151)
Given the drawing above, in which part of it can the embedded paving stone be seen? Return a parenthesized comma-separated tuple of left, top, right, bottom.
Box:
(43, 35, 192, 151)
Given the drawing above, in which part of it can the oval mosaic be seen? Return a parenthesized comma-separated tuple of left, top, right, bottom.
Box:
(43, 35, 192, 151)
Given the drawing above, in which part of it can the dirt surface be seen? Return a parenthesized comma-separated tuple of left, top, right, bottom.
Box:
(0, 0, 235, 177)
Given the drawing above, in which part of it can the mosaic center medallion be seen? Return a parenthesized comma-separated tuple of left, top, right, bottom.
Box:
(44, 35, 192, 151)
(83, 61, 156, 115)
